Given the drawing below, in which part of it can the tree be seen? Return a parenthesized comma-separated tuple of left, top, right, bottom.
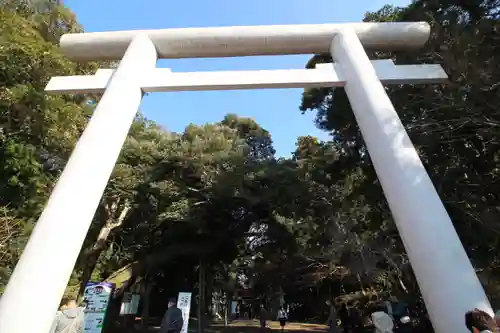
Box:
(221, 114, 276, 161)
(2, 0, 500, 328)
(0, 4, 96, 290)
(300, 0, 500, 307)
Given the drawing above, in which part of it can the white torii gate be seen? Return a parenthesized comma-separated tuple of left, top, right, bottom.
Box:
(0, 22, 492, 333)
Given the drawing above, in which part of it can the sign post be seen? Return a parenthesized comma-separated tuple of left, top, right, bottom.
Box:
(82, 282, 115, 333)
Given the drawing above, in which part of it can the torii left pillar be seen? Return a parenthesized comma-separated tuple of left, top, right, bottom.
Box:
(0, 35, 157, 333)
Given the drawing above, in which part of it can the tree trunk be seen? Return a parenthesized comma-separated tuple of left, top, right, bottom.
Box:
(206, 271, 214, 319)
(103, 290, 126, 333)
(224, 294, 228, 327)
(224, 290, 232, 327)
(198, 260, 206, 333)
(78, 200, 130, 298)
(141, 277, 154, 331)
(222, 263, 236, 327)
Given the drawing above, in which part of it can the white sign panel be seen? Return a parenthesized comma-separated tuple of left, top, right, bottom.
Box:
(120, 293, 141, 315)
(131, 294, 140, 315)
(177, 292, 192, 333)
(120, 292, 132, 315)
(82, 282, 114, 333)
(231, 301, 237, 315)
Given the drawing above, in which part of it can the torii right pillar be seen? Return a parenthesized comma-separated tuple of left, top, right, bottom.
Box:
(331, 29, 492, 333)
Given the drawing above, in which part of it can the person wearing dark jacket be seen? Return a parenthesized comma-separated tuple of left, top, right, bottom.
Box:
(326, 300, 338, 333)
(260, 304, 268, 330)
(160, 298, 184, 333)
(338, 303, 351, 333)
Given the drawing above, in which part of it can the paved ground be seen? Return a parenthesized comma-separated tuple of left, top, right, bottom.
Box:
(215, 320, 328, 333)
(139, 319, 329, 333)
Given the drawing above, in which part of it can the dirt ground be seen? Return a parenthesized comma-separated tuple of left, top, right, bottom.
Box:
(139, 319, 329, 333)
(215, 320, 328, 333)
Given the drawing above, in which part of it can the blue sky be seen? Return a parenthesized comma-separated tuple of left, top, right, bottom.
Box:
(65, 0, 411, 157)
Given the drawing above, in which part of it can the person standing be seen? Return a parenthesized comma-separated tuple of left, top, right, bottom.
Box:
(277, 306, 288, 331)
(349, 305, 363, 333)
(49, 298, 85, 333)
(326, 300, 338, 333)
(260, 304, 267, 330)
(338, 303, 351, 333)
(235, 303, 240, 319)
(160, 298, 184, 333)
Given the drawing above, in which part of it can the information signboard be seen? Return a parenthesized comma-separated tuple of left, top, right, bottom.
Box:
(82, 282, 114, 333)
(177, 292, 192, 333)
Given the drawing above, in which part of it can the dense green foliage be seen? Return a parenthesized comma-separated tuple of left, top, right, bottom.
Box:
(1, 0, 499, 331)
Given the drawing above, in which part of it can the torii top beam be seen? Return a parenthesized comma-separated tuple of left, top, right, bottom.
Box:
(60, 22, 430, 61)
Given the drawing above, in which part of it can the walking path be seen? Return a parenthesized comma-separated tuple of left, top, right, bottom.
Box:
(140, 319, 328, 333)
(212, 320, 328, 333)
